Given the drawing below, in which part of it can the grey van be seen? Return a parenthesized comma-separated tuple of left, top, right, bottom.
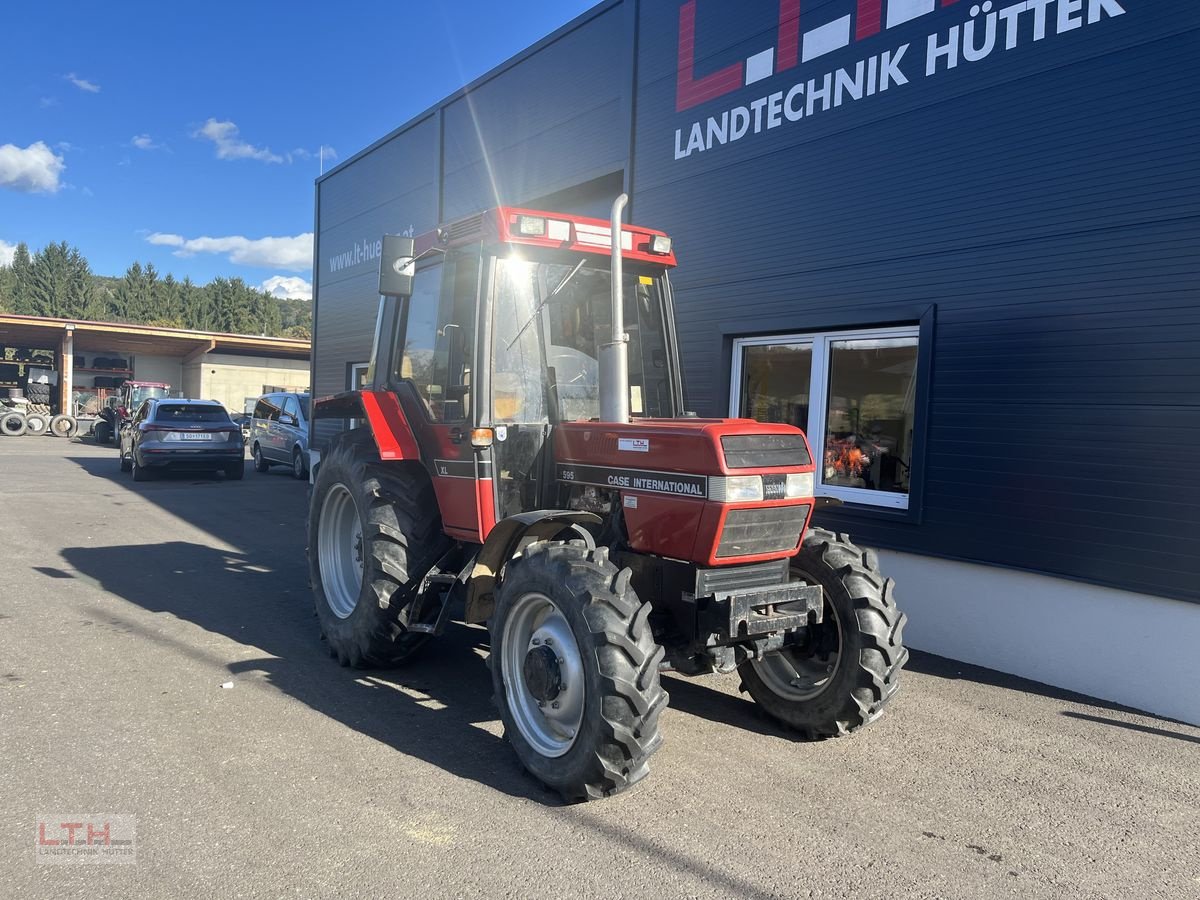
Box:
(250, 392, 310, 479)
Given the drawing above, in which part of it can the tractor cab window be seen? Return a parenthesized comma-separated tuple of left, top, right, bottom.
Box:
(392, 254, 477, 423)
(491, 258, 672, 423)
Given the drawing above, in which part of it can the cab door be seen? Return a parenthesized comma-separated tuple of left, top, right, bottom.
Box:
(388, 248, 486, 543)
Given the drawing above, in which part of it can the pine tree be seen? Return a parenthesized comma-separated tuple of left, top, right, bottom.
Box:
(10, 243, 34, 314)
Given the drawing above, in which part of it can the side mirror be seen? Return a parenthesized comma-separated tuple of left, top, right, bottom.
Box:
(378, 234, 415, 298)
(279, 414, 296, 426)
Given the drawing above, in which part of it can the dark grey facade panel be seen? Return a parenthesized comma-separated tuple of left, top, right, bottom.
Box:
(440, 2, 630, 219)
(313, 118, 440, 449)
(633, 1, 1200, 602)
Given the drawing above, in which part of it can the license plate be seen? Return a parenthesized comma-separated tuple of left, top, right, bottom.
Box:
(178, 432, 213, 441)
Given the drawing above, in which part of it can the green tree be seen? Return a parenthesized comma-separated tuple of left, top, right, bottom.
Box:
(27, 242, 94, 318)
(10, 242, 34, 314)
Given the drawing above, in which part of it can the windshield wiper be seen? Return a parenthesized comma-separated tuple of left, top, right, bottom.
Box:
(505, 259, 587, 351)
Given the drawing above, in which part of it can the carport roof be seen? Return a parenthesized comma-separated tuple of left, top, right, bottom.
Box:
(0, 314, 310, 359)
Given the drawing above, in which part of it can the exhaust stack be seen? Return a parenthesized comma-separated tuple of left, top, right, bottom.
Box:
(599, 193, 631, 424)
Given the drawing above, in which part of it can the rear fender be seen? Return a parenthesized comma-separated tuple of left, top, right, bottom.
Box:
(312, 389, 419, 460)
(463, 510, 602, 624)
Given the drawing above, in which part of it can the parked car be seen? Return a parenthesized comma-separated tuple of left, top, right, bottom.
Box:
(119, 399, 244, 482)
(249, 391, 310, 479)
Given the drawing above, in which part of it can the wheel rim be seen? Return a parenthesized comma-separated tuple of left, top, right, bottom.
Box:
(501, 591, 585, 758)
(254, 446, 262, 467)
(318, 483, 364, 619)
(293, 451, 303, 477)
(752, 594, 844, 702)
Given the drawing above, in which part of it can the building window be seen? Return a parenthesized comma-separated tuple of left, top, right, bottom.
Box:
(731, 326, 920, 509)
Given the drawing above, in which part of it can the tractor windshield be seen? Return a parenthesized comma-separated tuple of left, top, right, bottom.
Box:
(129, 385, 170, 405)
(491, 257, 673, 423)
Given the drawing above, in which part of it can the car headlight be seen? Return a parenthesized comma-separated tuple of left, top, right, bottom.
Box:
(785, 472, 814, 498)
(708, 475, 764, 502)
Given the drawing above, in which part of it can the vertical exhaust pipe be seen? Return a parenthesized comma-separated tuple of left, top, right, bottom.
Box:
(599, 193, 630, 424)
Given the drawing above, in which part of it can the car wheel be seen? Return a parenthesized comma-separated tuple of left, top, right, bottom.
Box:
(292, 447, 307, 480)
(253, 443, 270, 472)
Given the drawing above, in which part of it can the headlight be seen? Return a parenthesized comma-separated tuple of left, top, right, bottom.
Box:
(708, 475, 763, 502)
(785, 472, 814, 498)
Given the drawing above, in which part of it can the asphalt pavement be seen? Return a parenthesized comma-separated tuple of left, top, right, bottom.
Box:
(1, 436, 1198, 899)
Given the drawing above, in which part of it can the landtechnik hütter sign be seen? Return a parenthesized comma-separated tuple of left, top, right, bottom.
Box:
(672, 0, 1128, 161)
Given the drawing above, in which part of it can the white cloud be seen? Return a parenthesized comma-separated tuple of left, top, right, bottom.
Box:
(40, 97, 58, 108)
(193, 119, 282, 163)
(146, 233, 185, 247)
(0, 141, 66, 193)
(260, 275, 312, 300)
(146, 231, 313, 271)
(65, 72, 100, 93)
(131, 134, 164, 151)
(0, 240, 16, 267)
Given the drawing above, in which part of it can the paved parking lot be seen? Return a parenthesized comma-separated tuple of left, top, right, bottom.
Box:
(2, 436, 1198, 899)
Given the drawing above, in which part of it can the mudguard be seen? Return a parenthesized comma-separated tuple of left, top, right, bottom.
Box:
(463, 510, 602, 623)
(312, 389, 419, 460)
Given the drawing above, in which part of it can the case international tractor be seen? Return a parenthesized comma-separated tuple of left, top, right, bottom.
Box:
(309, 196, 907, 801)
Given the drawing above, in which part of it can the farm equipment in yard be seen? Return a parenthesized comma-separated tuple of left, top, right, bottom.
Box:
(308, 198, 908, 801)
(93, 380, 171, 444)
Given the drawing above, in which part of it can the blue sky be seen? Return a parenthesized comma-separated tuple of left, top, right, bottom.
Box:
(0, 0, 595, 299)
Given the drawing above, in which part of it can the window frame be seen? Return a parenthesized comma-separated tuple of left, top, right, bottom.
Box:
(730, 324, 921, 511)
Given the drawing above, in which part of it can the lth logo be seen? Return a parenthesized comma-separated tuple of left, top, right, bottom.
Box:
(676, 0, 959, 111)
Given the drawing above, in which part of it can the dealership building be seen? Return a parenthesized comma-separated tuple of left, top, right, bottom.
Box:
(311, 0, 1198, 723)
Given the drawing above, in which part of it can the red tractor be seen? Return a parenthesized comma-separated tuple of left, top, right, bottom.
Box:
(94, 380, 171, 444)
(309, 198, 907, 801)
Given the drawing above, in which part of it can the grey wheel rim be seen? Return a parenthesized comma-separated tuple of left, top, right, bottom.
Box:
(501, 591, 585, 758)
(319, 483, 363, 619)
(293, 450, 304, 478)
(752, 595, 843, 702)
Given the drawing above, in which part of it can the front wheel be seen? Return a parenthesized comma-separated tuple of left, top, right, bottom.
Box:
(292, 447, 306, 480)
(738, 527, 907, 739)
(490, 542, 667, 802)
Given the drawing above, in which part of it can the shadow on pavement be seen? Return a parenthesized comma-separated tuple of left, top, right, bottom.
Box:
(60, 538, 555, 803)
(1059, 710, 1200, 744)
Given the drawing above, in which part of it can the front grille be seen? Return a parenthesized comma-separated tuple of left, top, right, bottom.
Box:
(695, 559, 788, 597)
(722, 434, 811, 469)
(716, 504, 810, 559)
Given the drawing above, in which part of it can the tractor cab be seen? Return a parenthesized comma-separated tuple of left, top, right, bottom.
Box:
(336, 206, 685, 541)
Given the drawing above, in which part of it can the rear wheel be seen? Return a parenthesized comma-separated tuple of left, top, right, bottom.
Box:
(131, 454, 152, 482)
(253, 444, 270, 472)
(490, 542, 667, 802)
(119, 446, 132, 472)
(738, 527, 907, 739)
(308, 428, 450, 667)
(1, 411, 26, 437)
(94, 420, 112, 444)
(224, 461, 245, 480)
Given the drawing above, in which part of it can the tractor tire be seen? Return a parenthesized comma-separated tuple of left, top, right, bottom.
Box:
(738, 527, 907, 739)
(308, 427, 451, 667)
(49, 414, 78, 438)
(94, 420, 112, 444)
(253, 443, 270, 472)
(292, 446, 307, 480)
(490, 541, 667, 802)
(24, 413, 48, 436)
(1, 411, 27, 437)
